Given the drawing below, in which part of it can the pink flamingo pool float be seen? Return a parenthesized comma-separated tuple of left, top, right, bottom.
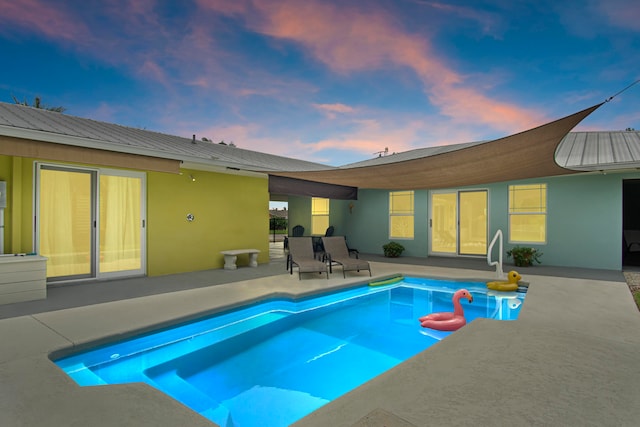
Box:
(419, 289, 473, 331)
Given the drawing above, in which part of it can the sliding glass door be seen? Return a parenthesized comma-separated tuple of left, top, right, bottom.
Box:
(37, 165, 145, 281)
(431, 192, 457, 254)
(430, 190, 487, 256)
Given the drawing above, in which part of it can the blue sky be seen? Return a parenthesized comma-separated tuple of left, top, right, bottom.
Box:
(0, 0, 638, 169)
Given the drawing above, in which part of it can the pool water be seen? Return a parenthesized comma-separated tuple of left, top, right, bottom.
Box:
(55, 278, 525, 427)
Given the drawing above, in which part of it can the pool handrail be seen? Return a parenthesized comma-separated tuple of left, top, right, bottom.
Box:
(487, 229, 505, 279)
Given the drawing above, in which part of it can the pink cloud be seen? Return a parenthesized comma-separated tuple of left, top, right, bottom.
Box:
(598, 0, 640, 31)
(313, 103, 356, 119)
(0, 0, 92, 44)
(201, 0, 545, 134)
(428, 86, 546, 133)
(308, 115, 473, 156)
(86, 102, 119, 123)
(139, 60, 171, 86)
(194, 110, 487, 166)
(414, 1, 504, 38)
(313, 103, 356, 114)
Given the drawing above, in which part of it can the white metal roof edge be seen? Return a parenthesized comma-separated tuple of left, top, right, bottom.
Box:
(558, 161, 640, 172)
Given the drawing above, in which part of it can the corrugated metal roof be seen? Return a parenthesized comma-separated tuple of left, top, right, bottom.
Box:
(0, 102, 331, 172)
(555, 131, 640, 170)
(340, 141, 486, 168)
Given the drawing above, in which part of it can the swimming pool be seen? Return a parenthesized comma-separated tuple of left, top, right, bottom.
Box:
(54, 277, 525, 427)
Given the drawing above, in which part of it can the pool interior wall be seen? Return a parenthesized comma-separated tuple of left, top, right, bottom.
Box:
(54, 278, 526, 427)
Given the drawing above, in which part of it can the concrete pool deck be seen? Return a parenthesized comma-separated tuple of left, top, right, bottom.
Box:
(1, 260, 639, 426)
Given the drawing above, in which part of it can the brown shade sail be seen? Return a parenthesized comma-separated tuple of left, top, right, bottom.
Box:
(267, 103, 603, 190)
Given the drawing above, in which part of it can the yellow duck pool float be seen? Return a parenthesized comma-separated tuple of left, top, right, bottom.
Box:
(486, 270, 521, 292)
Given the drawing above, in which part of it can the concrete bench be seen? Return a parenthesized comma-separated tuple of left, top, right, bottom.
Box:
(220, 249, 260, 270)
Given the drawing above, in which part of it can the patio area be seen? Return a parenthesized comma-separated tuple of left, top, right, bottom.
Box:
(1, 250, 639, 426)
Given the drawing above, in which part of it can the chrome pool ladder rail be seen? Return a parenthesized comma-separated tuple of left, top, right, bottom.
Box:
(487, 229, 505, 279)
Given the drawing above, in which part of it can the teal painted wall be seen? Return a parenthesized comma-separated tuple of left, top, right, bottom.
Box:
(343, 190, 391, 255)
(288, 197, 352, 237)
(342, 189, 429, 257)
(480, 174, 632, 270)
(288, 171, 640, 271)
(290, 190, 428, 257)
(489, 173, 628, 270)
(543, 174, 622, 269)
(288, 197, 311, 234)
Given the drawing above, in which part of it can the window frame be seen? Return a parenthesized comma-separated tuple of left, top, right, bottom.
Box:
(389, 190, 415, 240)
(508, 183, 547, 244)
(311, 197, 330, 235)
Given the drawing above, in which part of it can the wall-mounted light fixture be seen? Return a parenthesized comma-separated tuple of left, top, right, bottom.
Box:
(189, 174, 196, 182)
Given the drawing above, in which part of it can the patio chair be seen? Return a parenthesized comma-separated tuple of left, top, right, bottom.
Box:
(287, 237, 329, 280)
(322, 236, 372, 278)
(313, 225, 335, 256)
(284, 225, 305, 251)
(624, 230, 640, 252)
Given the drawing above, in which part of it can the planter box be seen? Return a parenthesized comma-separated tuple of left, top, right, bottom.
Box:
(0, 255, 47, 305)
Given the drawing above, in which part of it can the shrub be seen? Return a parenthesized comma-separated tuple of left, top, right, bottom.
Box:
(383, 241, 405, 257)
(506, 246, 543, 267)
(269, 217, 287, 231)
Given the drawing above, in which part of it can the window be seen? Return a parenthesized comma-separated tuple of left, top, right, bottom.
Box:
(509, 184, 546, 243)
(311, 197, 329, 235)
(389, 191, 414, 239)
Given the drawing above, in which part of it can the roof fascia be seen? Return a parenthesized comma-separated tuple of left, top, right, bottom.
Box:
(0, 124, 268, 176)
(180, 160, 268, 178)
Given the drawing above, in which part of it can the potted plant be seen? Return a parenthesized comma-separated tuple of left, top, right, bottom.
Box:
(506, 246, 543, 267)
(383, 241, 405, 258)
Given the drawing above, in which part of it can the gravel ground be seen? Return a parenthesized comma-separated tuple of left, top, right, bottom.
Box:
(625, 271, 640, 291)
(624, 272, 640, 311)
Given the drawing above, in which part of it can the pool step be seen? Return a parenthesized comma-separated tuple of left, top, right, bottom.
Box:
(63, 362, 109, 386)
(56, 311, 290, 387)
(149, 369, 233, 426)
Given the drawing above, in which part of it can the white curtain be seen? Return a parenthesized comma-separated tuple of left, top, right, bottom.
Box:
(40, 169, 92, 277)
(100, 175, 141, 273)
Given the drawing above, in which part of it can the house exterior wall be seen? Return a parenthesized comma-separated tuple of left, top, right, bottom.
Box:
(290, 171, 640, 271)
(340, 190, 429, 257)
(0, 154, 269, 277)
(287, 197, 352, 238)
(0, 156, 35, 254)
(146, 169, 269, 276)
(0, 154, 12, 251)
(544, 174, 621, 269)
(287, 197, 311, 234)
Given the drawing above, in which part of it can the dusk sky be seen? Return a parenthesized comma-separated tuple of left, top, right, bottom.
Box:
(0, 0, 638, 166)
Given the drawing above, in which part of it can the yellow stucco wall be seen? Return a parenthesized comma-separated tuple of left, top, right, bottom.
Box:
(0, 155, 11, 251)
(1, 154, 270, 276)
(146, 169, 269, 276)
(0, 155, 34, 253)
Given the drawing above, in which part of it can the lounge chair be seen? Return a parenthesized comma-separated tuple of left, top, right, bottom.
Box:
(624, 230, 640, 252)
(287, 237, 328, 280)
(313, 225, 335, 256)
(322, 236, 372, 278)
